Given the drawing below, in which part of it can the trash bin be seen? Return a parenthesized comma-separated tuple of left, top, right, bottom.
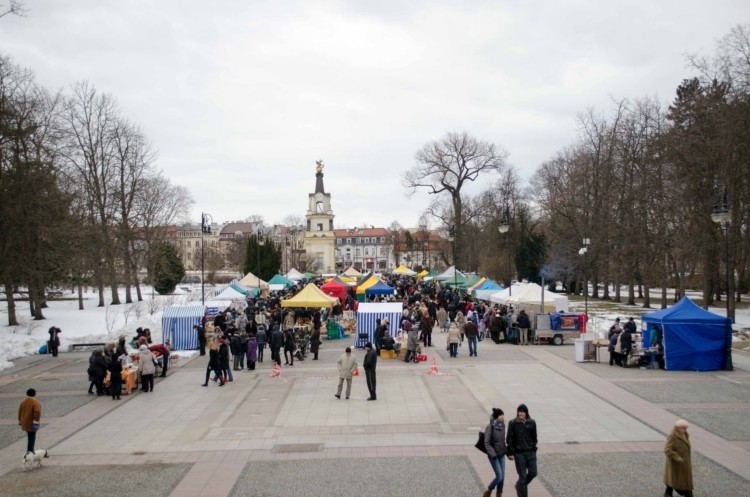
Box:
(574, 339, 589, 362)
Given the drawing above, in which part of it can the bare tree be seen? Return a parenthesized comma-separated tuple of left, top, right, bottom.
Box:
(0, 0, 26, 19)
(404, 132, 508, 270)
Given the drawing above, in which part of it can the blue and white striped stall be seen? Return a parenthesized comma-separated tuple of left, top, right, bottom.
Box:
(354, 303, 403, 348)
(162, 305, 206, 350)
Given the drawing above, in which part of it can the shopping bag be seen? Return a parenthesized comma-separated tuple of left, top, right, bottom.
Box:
(353, 367, 359, 376)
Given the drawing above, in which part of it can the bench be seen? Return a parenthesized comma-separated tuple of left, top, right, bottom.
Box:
(70, 342, 106, 351)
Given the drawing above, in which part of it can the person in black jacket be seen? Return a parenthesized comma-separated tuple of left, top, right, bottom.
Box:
(195, 324, 206, 356)
(48, 326, 62, 357)
(363, 342, 377, 401)
(218, 338, 232, 382)
(230, 334, 242, 370)
(202, 341, 224, 386)
(483, 407, 507, 497)
(108, 355, 123, 400)
(256, 326, 267, 363)
(506, 404, 538, 497)
(91, 349, 108, 396)
(269, 326, 283, 363)
(283, 328, 296, 366)
(516, 310, 531, 345)
(620, 327, 633, 368)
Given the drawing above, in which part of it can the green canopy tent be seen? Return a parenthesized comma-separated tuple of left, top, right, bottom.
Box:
(267, 274, 295, 290)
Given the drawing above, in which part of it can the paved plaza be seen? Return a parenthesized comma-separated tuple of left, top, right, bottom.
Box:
(0, 334, 748, 497)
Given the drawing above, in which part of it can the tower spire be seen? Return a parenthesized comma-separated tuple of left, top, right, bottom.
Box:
(315, 160, 325, 194)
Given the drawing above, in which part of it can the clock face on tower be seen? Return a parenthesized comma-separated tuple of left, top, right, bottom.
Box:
(315, 192, 324, 202)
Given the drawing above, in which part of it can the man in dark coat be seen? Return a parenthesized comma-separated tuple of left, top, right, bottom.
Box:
(420, 313, 434, 347)
(310, 327, 321, 360)
(506, 404, 538, 497)
(363, 342, 377, 401)
(269, 326, 283, 364)
(256, 326, 267, 363)
(195, 324, 206, 356)
(516, 310, 531, 345)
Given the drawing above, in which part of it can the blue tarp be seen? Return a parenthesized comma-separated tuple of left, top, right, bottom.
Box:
(162, 305, 206, 351)
(474, 278, 502, 291)
(641, 297, 731, 371)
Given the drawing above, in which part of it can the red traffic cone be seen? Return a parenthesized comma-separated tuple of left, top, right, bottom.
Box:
(271, 362, 281, 377)
(429, 358, 439, 375)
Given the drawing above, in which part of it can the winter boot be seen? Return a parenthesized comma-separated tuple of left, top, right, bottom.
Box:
(482, 490, 491, 497)
(495, 489, 502, 497)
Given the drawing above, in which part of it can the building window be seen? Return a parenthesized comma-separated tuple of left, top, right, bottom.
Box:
(380, 237, 385, 243)
(356, 248, 361, 256)
(187, 241, 191, 248)
(364, 248, 369, 256)
(187, 253, 192, 260)
(317, 223, 323, 231)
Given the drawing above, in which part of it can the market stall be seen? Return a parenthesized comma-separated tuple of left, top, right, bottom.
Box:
(162, 304, 205, 350)
(268, 274, 296, 291)
(641, 296, 732, 371)
(321, 278, 348, 302)
(354, 302, 402, 348)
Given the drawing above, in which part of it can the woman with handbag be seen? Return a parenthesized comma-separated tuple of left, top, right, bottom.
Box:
(483, 407, 507, 497)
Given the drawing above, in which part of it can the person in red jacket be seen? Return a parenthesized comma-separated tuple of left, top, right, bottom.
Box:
(149, 343, 171, 377)
(18, 388, 42, 454)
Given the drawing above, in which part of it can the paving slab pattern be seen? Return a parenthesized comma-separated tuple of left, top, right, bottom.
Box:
(537, 451, 749, 497)
(229, 456, 483, 497)
(666, 408, 750, 441)
(0, 463, 192, 497)
(0, 394, 95, 419)
(0, 425, 24, 450)
(618, 380, 750, 403)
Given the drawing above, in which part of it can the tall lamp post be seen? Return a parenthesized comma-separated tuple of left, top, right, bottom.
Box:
(498, 206, 511, 296)
(447, 225, 457, 290)
(711, 187, 733, 371)
(200, 212, 213, 305)
(579, 238, 590, 317)
(256, 227, 264, 281)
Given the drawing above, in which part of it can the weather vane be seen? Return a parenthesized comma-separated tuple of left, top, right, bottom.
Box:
(315, 160, 324, 173)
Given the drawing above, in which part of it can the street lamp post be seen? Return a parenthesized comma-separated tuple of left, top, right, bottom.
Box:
(579, 238, 590, 317)
(256, 227, 264, 280)
(498, 206, 511, 296)
(200, 212, 213, 305)
(711, 187, 733, 371)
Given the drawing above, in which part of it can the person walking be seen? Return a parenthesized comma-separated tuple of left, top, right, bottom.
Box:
(436, 306, 448, 333)
(138, 344, 156, 392)
(230, 333, 243, 370)
(464, 318, 479, 357)
(246, 333, 258, 371)
(283, 328, 296, 366)
(218, 337, 232, 382)
(202, 341, 224, 386)
(269, 326, 282, 364)
(334, 347, 358, 400)
(108, 355, 123, 400)
(310, 327, 321, 360)
(363, 342, 377, 401)
(482, 407, 507, 497)
(256, 325, 267, 363)
(91, 349, 108, 396)
(664, 419, 693, 497)
(47, 326, 61, 357)
(403, 321, 419, 363)
(506, 404, 538, 497)
(195, 324, 206, 356)
(421, 313, 434, 347)
(447, 321, 462, 358)
(516, 310, 531, 346)
(18, 388, 41, 454)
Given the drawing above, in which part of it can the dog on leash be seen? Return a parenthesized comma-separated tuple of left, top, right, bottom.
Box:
(22, 449, 48, 471)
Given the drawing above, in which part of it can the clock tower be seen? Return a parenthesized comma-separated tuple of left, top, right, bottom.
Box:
(304, 161, 336, 273)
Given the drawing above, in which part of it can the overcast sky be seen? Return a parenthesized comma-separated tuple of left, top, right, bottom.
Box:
(2, 1, 748, 229)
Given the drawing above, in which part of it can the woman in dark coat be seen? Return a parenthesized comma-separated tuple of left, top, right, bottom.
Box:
(283, 329, 296, 366)
(483, 407, 507, 497)
(202, 341, 224, 386)
(310, 328, 321, 360)
(664, 419, 693, 497)
(108, 356, 123, 400)
(91, 350, 108, 396)
(246, 334, 258, 370)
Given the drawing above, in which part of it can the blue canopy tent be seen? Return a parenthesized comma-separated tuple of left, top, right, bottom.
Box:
(641, 297, 731, 371)
(162, 305, 205, 350)
(364, 280, 395, 296)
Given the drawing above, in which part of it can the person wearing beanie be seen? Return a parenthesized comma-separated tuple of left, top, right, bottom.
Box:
(363, 342, 378, 401)
(404, 320, 419, 363)
(506, 404, 538, 497)
(483, 407, 507, 497)
(18, 388, 42, 454)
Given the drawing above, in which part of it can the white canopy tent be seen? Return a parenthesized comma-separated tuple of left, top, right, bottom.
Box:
(342, 266, 362, 277)
(239, 271, 269, 289)
(285, 268, 305, 281)
(505, 283, 568, 312)
(434, 265, 465, 281)
(488, 283, 527, 305)
(211, 286, 246, 301)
